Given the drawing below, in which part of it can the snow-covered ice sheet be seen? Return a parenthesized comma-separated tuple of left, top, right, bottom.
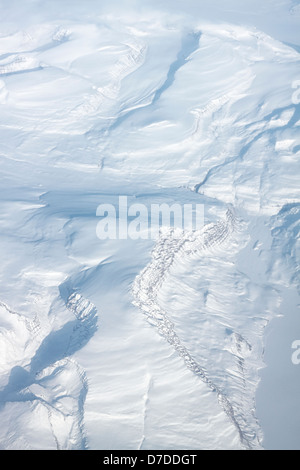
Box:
(0, 0, 299, 450)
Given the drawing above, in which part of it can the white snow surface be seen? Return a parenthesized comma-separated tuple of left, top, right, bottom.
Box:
(0, 0, 299, 450)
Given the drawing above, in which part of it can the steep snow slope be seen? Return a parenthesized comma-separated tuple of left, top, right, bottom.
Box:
(0, 0, 299, 450)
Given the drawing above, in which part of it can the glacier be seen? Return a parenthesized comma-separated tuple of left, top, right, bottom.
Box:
(0, 0, 299, 450)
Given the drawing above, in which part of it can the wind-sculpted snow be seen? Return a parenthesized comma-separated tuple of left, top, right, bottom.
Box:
(132, 209, 264, 449)
(0, 302, 41, 378)
(0, 0, 299, 450)
(270, 203, 300, 291)
(109, 31, 201, 132)
(0, 293, 98, 449)
(0, 56, 43, 77)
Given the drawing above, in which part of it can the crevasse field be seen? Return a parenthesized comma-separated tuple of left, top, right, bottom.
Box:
(0, 0, 299, 451)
